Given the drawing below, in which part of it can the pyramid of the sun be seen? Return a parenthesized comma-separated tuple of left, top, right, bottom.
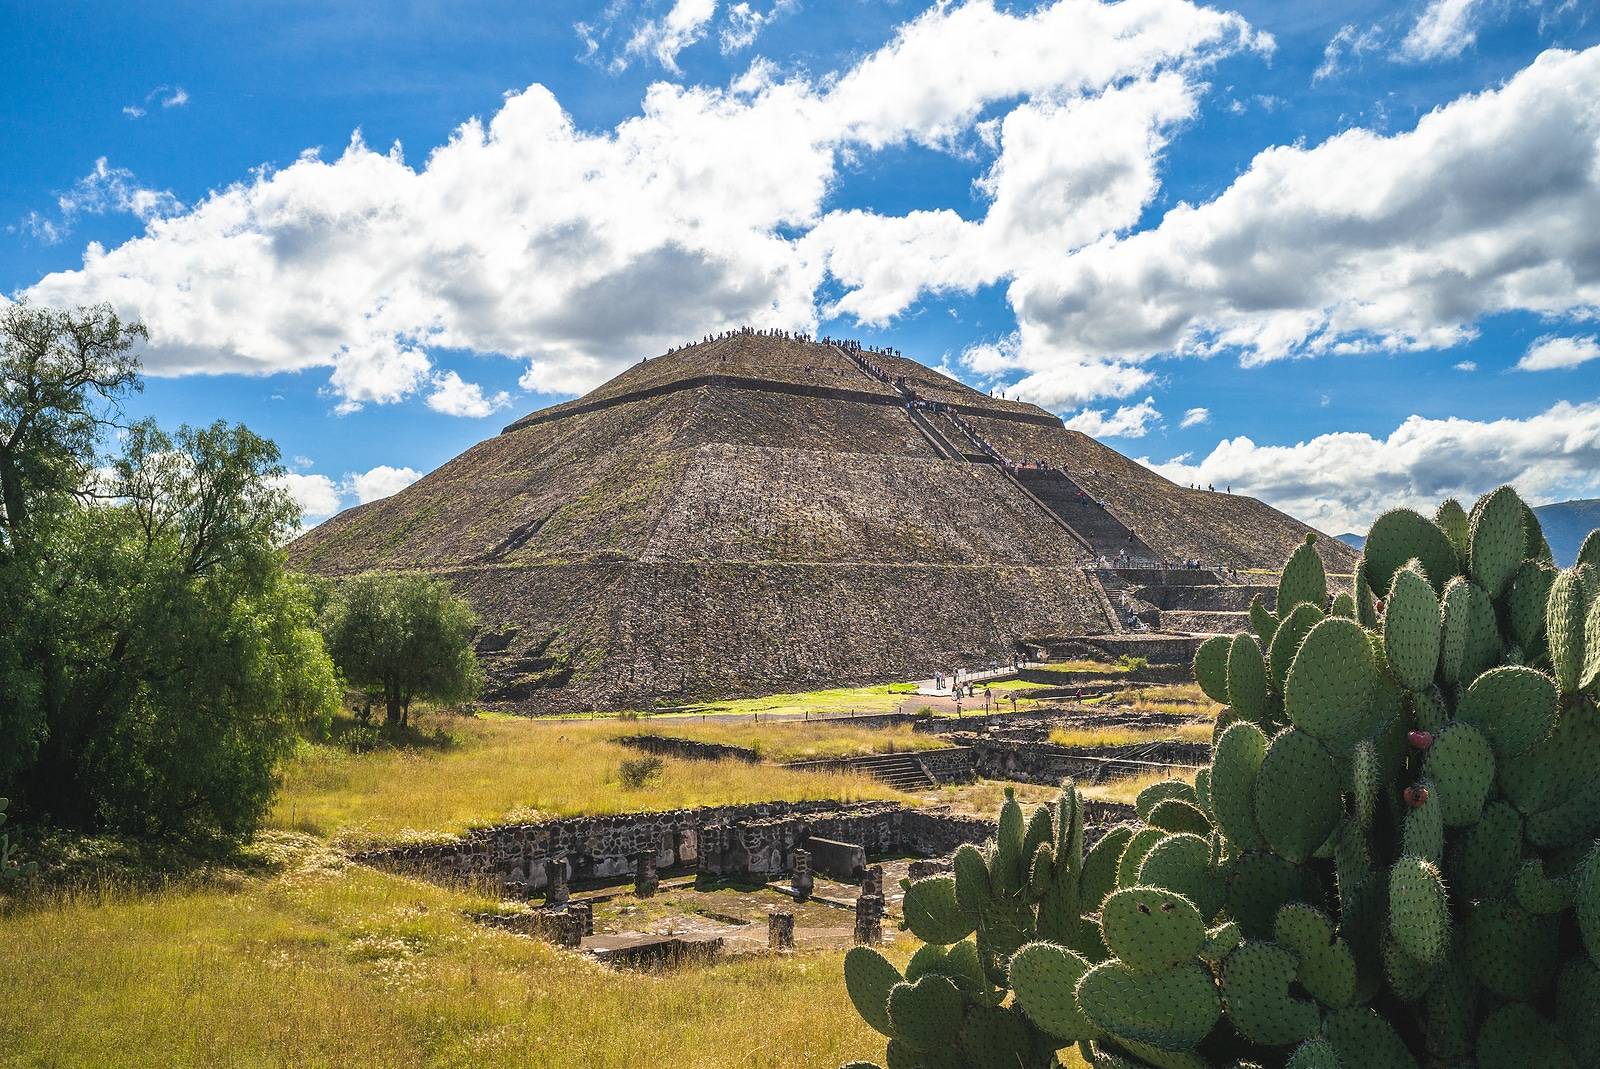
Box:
(289, 332, 1354, 710)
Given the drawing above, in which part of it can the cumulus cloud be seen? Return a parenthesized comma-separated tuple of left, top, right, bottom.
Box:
(1454, 360, 1478, 371)
(1399, 0, 1486, 62)
(342, 465, 423, 504)
(1142, 399, 1600, 533)
(1517, 334, 1600, 371)
(279, 472, 342, 523)
(24, 0, 1260, 412)
(1015, 46, 1600, 369)
(19, 157, 182, 244)
(1180, 406, 1210, 428)
(1062, 396, 1161, 438)
(622, 0, 718, 72)
(1314, 23, 1385, 82)
(425, 370, 513, 417)
(720, 0, 797, 52)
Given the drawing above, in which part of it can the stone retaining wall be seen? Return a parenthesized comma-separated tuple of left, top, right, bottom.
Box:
(616, 734, 760, 763)
(357, 800, 994, 894)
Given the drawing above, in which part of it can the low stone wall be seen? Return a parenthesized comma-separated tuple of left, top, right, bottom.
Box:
(616, 734, 760, 763)
(959, 738, 1210, 787)
(357, 799, 994, 894)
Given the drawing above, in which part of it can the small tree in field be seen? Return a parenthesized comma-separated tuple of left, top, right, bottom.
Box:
(320, 574, 484, 728)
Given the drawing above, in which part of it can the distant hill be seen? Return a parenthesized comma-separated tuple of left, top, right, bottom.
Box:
(1537, 499, 1600, 566)
(1337, 500, 1598, 565)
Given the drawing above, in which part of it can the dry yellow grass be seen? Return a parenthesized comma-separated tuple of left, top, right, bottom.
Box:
(270, 713, 901, 849)
(1047, 721, 1212, 750)
(0, 835, 906, 1069)
(630, 720, 949, 763)
(1079, 767, 1199, 806)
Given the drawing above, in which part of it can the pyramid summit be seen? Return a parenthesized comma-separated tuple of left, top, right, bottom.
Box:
(289, 329, 1354, 710)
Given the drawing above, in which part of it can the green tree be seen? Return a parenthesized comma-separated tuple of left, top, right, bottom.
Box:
(320, 573, 485, 728)
(1, 302, 339, 840)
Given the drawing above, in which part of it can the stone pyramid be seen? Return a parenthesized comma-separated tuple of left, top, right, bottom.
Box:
(289, 331, 1354, 710)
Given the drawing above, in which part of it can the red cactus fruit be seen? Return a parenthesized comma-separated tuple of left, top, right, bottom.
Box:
(1404, 785, 1429, 808)
(1407, 730, 1434, 750)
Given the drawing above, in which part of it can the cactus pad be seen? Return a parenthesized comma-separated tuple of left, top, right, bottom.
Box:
(1456, 665, 1556, 758)
(1382, 563, 1441, 692)
(1134, 780, 1198, 821)
(1278, 534, 1329, 616)
(1251, 596, 1279, 646)
(1439, 577, 1500, 686)
(1464, 898, 1558, 1000)
(1382, 934, 1434, 1002)
(1228, 634, 1272, 726)
(1118, 828, 1168, 889)
(1226, 851, 1318, 939)
(1284, 618, 1378, 747)
(1578, 846, 1600, 967)
(1448, 800, 1521, 901)
(1419, 722, 1494, 827)
(1221, 941, 1320, 1046)
(1101, 887, 1206, 971)
(1078, 959, 1221, 1052)
(888, 975, 965, 1049)
(1558, 957, 1600, 1069)
(1194, 636, 1232, 704)
(1548, 569, 1588, 694)
(1274, 903, 1356, 1008)
(1513, 857, 1573, 915)
(1435, 498, 1470, 566)
(1507, 561, 1553, 653)
(1211, 721, 1268, 852)
(1467, 486, 1527, 599)
(957, 1004, 1042, 1069)
(1476, 1002, 1576, 1069)
(903, 876, 975, 946)
(1400, 781, 1443, 862)
(1268, 603, 1325, 691)
(1147, 799, 1211, 837)
(1253, 728, 1342, 864)
(1138, 834, 1225, 921)
(844, 945, 902, 1038)
(1080, 825, 1134, 916)
(1321, 1007, 1419, 1069)
(1285, 1038, 1341, 1069)
(952, 843, 992, 915)
(1388, 857, 1448, 967)
(1007, 942, 1097, 1043)
(1362, 508, 1458, 595)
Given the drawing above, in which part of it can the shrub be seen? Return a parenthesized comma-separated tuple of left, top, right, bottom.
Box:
(617, 756, 664, 789)
(840, 489, 1600, 1068)
(0, 798, 35, 886)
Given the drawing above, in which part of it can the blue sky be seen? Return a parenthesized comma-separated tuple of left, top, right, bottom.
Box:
(3, 0, 1599, 533)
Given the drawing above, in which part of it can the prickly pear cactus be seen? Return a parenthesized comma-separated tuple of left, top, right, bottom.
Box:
(839, 488, 1600, 1069)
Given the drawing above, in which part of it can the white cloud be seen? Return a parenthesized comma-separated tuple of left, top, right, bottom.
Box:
(1517, 334, 1600, 371)
(342, 465, 423, 504)
(1454, 360, 1478, 371)
(1180, 406, 1210, 428)
(622, 0, 718, 72)
(425, 370, 513, 418)
(1399, 0, 1485, 62)
(24, 0, 1260, 412)
(1314, 23, 1385, 82)
(122, 84, 189, 119)
(721, 0, 796, 52)
(1015, 46, 1600, 369)
(1062, 396, 1161, 438)
(1141, 399, 1600, 533)
(279, 472, 342, 523)
(18, 158, 181, 244)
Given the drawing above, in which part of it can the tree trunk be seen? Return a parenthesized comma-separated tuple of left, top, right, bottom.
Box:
(384, 697, 403, 728)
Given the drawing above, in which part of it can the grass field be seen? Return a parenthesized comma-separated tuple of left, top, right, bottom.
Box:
(4, 692, 1174, 1068)
(0, 835, 909, 1069)
(627, 720, 950, 763)
(270, 713, 902, 848)
(1047, 721, 1212, 749)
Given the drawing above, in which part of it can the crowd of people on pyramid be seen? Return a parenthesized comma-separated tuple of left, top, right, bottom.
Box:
(660, 325, 909, 359)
